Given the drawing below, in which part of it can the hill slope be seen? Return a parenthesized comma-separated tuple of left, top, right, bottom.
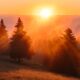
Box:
(0, 56, 79, 80)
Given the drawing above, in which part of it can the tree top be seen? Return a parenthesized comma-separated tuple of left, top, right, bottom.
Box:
(65, 28, 72, 33)
(0, 19, 6, 28)
(15, 17, 24, 31)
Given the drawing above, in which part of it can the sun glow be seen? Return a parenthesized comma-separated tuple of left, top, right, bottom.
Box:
(34, 7, 55, 19)
(39, 8, 52, 18)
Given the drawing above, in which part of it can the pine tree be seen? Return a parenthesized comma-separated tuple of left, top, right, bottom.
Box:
(64, 28, 77, 46)
(64, 28, 78, 64)
(51, 28, 79, 76)
(10, 18, 30, 63)
(0, 19, 9, 54)
(63, 28, 79, 76)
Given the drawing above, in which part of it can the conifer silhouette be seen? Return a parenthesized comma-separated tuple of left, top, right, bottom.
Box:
(0, 19, 9, 54)
(10, 18, 30, 63)
(51, 28, 79, 76)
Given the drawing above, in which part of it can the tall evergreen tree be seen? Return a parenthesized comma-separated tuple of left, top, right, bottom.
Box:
(64, 28, 79, 65)
(10, 18, 30, 63)
(63, 28, 80, 76)
(64, 28, 77, 46)
(0, 19, 9, 54)
(51, 28, 79, 76)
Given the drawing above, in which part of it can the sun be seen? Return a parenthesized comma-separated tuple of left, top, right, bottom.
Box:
(39, 8, 52, 19)
(34, 7, 54, 19)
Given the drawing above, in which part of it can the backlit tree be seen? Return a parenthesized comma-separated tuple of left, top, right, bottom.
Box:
(10, 18, 30, 63)
(51, 28, 79, 76)
(0, 19, 9, 54)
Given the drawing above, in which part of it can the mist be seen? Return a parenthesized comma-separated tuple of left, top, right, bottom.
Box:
(0, 15, 80, 54)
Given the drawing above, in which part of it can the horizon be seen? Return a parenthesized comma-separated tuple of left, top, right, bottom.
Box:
(0, 15, 80, 37)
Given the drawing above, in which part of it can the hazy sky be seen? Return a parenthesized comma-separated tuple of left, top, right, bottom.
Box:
(0, 0, 80, 15)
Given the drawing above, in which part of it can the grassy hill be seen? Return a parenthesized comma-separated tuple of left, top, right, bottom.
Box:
(0, 55, 79, 80)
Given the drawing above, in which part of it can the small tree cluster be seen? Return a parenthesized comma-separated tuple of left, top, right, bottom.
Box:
(0, 18, 31, 63)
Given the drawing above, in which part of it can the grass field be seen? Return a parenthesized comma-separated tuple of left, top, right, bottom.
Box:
(0, 56, 79, 80)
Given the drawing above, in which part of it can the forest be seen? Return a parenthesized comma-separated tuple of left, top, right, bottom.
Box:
(0, 17, 80, 78)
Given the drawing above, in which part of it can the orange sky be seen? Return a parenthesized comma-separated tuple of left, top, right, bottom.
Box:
(0, 0, 80, 15)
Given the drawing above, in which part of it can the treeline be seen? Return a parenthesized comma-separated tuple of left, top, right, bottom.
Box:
(0, 18, 31, 62)
(0, 18, 80, 77)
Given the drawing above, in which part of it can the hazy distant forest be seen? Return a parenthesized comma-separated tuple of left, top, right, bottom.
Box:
(0, 17, 80, 77)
